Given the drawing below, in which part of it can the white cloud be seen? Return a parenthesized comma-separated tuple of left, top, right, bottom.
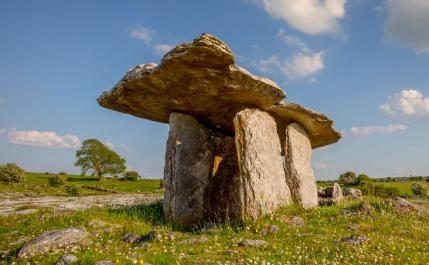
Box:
(385, 0, 429, 53)
(104, 141, 115, 150)
(380, 89, 429, 117)
(255, 29, 325, 80)
(120, 144, 130, 151)
(154, 44, 173, 55)
(1, 128, 81, 148)
(130, 26, 153, 44)
(350, 124, 407, 137)
(257, 0, 346, 35)
(314, 162, 329, 169)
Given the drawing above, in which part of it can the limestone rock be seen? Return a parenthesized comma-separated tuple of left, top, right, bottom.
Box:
(268, 101, 341, 149)
(55, 254, 78, 265)
(18, 227, 88, 258)
(206, 136, 241, 221)
(332, 183, 343, 204)
(343, 188, 363, 199)
(284, 123, 318, 208)
(98, 33, 285, 134)
(178, 236, 209, 245)
(288, 216, 305, 227)
(122, 232, 141, 244)
(234, 109, 292, 220)
(163, 112, 215, 227)
(338, 235, 368, 245)
(260, 224, 280, 236)
(238, 239, 268, 247)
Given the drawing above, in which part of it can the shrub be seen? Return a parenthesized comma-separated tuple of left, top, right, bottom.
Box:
(58, 171, 67, 175)
(411, 183, 427, 196)
(124, 171, 139, 181)
(48, 175, 65, 186)
(44, 172, 50, 175)
(0, 163, 25, 183)
(65, 185, 80, 196)
(357, 174, 372, 184)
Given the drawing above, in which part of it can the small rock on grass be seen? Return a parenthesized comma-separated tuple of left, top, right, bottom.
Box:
(94, 261, 113, 265)
(288, 216, 305, 227)
(346, 223, 361, 231)
(178, 236, 209, 245)
(123, 230, 162, 244)
(337, 235, 368, 245)
(238, 239, 267, 248)
(122, 233, 141, 244)
(259, 224, 279, 236)
(17, 227, 88, 258)
(55, 254, 78, 265)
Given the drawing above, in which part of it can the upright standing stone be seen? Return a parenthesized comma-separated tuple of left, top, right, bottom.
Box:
(234, 109, 292, 220)
(163, 112, 215, 227)
(332, 182, 343, 204)
(284, 123, 318, 208)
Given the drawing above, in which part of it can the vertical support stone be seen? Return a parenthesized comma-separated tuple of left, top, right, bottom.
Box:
(284, 123, 318, 208)
(206, 136, 241, 222)
(163, 112, 215, 227)
(234, 109, 292, 220)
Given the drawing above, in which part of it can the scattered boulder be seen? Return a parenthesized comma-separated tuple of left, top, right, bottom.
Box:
(55, 254, 78, 265)
(178, 236, 209, 245)
(259, 224, 280, 236)
(391, 197, 429, 216)
(141, 231, 162, 242)
(163, 112, 215, 227)
(238, 239, 268, 247)
(288, 216, 305, 227)
(359, 201, 375, 215)
(284, 123, 318, 208)
(346, 223, 361, 231)
(338, 235, 368, 245)
(94, 261, 113, 265)
(234, 109, 292, 219)
(318, 187, 328, 198)
(343, 188, 362, 199)
(122, 233, 141, 244)
(18, 227, 88, 258)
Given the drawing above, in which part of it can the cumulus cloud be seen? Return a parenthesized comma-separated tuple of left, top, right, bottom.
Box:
(256, 0, 346, 35)
(255, 29, 325, 80)
(385, 0, 429, 53)
(103, 141, 115, 150)
(313, 162, 329, 169)
(350, 124, 407, 137)
(130, 26, 153, 44)
(1, 128, 81, 148)
(154, 44, 173, 55)
(380, 89, 429, 117)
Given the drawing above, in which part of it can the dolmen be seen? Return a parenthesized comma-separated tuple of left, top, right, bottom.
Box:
(98, 33, 341, 227)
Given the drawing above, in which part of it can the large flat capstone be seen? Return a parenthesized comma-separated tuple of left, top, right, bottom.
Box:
(98, 33, 285, 134)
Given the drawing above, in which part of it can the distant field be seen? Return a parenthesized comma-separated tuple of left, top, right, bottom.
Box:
(0, 172, 162, 196)
(374, 181, 428, 195)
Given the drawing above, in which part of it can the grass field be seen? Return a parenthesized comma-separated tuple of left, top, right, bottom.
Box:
(374, 181, 428, 195)
(0, 197, 428, 264)
(0, 172, 162, 196)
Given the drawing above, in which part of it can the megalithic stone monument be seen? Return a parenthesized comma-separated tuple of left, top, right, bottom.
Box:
(98, 33, 341, 227)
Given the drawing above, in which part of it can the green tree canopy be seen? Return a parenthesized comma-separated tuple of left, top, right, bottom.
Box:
(339, 171, 357, 185)
(357, 174, 372, 184)
(74, 139, 126, 180)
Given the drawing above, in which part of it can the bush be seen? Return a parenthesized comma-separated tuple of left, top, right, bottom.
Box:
(58, 171, 67, 175)
(124, 171, 139, 181)
(65, 185, 80, 196)
(411, 183, 427, 196)
(357, 174, 372, 184)
(48, 175, 65, 186)
(0, 163, 25, 183)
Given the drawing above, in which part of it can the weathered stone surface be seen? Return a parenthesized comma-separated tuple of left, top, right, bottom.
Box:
(163, 112, 215, 227)
(206, 136, 241, 221)
(18, 227, 88, 258)
(343, 187, 363, 199)
(178, 236, 209, 245)
(55, 254, 78, 265)
(268, 101, 341, 149)
(284, 123, 318, 208)
(98, 33, 285, 134)
(234, 109, 292, 220)
(288, 216, 305, 227)
(238, 239, 268, 247)
(260, 224, 280, 236)
(332, 183, 343, 204)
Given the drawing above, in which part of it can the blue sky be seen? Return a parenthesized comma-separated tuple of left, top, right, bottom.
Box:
(1, 0, 428, 179)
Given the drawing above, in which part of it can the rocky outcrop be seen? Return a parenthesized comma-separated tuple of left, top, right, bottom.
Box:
(343, 187, 362, 199)
(318, 183, 344, 206)
(234, 109, 292, 219)
(284, 123, 318, 208)
(18, 227, 88, 258)
(163, 112, 215, 227)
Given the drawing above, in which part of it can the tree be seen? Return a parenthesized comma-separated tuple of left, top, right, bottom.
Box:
(411, 183, 427, 196)
(124, 171, 139, 181)
(75, 139, 126, 181)
(357, 174, 372, 185)
(339, 171, 357, 185)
